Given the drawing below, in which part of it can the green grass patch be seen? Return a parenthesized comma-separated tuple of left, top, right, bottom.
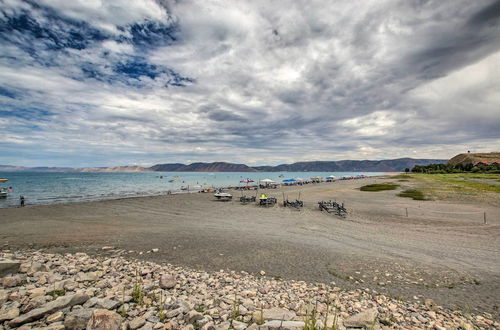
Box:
(391, 174, 412, 179)
(410, 173, 500, 194)
(398, 189, 426, 200)
(360, 183, 399, 191)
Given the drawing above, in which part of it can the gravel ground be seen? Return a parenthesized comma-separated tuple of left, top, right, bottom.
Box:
(1, 177, 499, 319)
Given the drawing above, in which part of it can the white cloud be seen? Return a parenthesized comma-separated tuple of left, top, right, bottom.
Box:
(0, 0, 499, 166)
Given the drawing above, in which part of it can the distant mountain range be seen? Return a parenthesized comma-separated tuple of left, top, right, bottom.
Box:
(0, 165, 151, 173)
(0, 158, 446, 173)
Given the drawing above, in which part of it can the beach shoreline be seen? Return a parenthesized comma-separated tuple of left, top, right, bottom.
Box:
(1, 176, 499, 319)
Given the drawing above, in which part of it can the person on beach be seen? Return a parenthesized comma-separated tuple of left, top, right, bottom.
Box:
(20, 195, 25, 207)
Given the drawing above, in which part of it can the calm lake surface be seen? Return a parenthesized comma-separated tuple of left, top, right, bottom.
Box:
(0, 171, 383, 208)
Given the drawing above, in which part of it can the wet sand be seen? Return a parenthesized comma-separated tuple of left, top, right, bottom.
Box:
(1, 176, 499, 318)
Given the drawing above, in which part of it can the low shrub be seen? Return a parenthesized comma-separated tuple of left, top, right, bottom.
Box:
(360, 184, 399, 191)
(398, 189, 426, 200)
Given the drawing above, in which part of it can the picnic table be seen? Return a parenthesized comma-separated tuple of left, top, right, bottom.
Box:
(259, 195, 277, 206)
(240, 195, 256, 204)
(318, 200, 347, 218)
(283, 199, 304, 208)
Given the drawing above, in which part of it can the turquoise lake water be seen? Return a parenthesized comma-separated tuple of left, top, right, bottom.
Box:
(0, 171, 382, 208)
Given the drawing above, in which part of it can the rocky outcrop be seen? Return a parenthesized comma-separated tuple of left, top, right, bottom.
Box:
(9, 294, 89, 326)
(0, 250, 496, 330)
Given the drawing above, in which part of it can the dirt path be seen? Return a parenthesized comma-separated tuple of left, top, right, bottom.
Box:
(1, 177, 499, 318)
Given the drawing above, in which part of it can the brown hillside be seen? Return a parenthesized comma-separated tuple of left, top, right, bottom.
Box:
(448, 153, 500, 166)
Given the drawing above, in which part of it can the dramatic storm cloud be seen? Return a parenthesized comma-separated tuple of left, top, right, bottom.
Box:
(0, 0, 499, 166)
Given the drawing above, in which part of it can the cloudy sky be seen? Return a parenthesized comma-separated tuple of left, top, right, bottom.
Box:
(0, 0, 499, 167)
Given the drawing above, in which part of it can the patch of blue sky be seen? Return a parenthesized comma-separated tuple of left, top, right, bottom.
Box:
(0, 87, 18, 99)
(0, 108, 53, 121)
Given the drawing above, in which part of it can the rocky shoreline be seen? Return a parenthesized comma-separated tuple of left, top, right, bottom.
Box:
(0, 249, 497, 330)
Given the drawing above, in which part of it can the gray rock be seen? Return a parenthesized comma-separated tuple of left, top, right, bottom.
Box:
(64, 308, 94, 330)
(344, 308, 378, 328)
(262, 307, 296, 321)
(32, 322, 66, 330)
(0, 260, 21, 277)
(229, 320, 247, 330)
(0, 307, 19, 322)
(262, 320, 306, 330)
(166, 308, 183, 318)
(159, 274, 176, 289)
(184, 310, 203, 324)
(83, 297, 99, 308)
(95, 298, 120, 310)
(129, 317, 146, 330)
(138, 322, 153, 330)
(46, 311, 64, 323)
(245, 324, 260, 330)
(9, 293, 89, 327)
(200, 322, 215, 330)
(2, 275, 23, 287)
(214, 322, 230, 330)
(0, 289, 7, 304)
(87, 309, 122, 330)
(30, 262, 48, 273)
(20, 295, 48, 314)
(76, 272, 99, 282)
(146, 315, 160, 323)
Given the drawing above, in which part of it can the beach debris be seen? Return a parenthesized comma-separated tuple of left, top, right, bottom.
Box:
(0, 250, 496, 330)
(152, 248, 159, 253)
(101, 246, 114, 251)
(318, 200, 348, 218)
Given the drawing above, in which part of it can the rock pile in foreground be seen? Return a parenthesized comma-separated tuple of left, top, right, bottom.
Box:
(0, 250, 496, 330)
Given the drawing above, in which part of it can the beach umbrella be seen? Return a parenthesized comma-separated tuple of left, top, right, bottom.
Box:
(282, 178, 297, 182)
(239, 178, 255, 189)
(260, 178, 275, 183)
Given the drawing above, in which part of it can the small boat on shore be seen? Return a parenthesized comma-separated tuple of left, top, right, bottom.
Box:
(214, 191, 232, 201)
(0, 178, 9, 198)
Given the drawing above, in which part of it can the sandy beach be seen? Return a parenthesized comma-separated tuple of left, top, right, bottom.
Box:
(1, 176, 499, 319)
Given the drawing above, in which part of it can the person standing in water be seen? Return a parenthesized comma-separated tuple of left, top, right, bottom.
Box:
(20, 195, 25, 207)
